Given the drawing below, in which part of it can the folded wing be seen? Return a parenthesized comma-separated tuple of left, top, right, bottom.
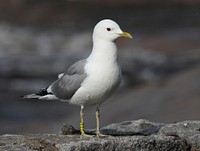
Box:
(50, 59, 87, 100)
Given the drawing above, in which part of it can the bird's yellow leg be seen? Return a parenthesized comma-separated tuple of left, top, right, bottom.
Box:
(95, 106, 110, 138)
(96, 107, 101, 136)
(80, 105, 93, 138)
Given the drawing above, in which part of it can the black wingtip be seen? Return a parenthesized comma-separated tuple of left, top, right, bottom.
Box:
(20, 87, 52, 100)
(20, 95, 26, 99)
(36, 88, 52, 96)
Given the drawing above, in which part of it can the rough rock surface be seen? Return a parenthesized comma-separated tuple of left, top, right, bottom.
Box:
(1, 119, 199, 151)
(159, 121, 200, 151)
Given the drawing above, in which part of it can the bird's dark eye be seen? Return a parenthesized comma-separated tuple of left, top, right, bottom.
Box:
(106, 28, 111, 31)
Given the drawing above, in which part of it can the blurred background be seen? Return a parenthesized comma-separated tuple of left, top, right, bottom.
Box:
(0, 0, 200, 134)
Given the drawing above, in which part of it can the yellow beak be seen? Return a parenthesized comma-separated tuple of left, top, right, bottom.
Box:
(119, 32, 132, 39)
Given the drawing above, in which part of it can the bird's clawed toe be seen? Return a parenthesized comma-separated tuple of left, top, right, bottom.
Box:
(96, 131, 113, 138)
(80, 133, 95, 139)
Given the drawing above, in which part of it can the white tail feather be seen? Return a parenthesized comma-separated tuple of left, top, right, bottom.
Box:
(58, 73, 64, 79)
(39, 94, 58, 100)
(22, 93, 58, 101)
(21, 94, 41, 99)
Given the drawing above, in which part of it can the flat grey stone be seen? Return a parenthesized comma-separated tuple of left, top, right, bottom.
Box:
(100, 119, 165, 136)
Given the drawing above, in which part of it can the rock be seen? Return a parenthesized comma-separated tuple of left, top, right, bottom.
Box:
(100, 119, 164, 136)
(59, 124, 80, 135)
(0, 134, 188, 151)
(60, 119, 165, 136)
(159, 121, 200, 151)
(1, 120, 200, 151)
(56, 135, 188, 151)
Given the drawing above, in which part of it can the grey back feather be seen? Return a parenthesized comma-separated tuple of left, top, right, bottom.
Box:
(51, 59, 87, 100)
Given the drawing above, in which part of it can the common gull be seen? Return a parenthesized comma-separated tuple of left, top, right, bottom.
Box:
(22, 19, 132, 138)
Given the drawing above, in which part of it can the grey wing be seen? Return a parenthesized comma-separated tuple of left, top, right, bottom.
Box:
(67, 59, 86, 75)
(50, 60, 87, 100)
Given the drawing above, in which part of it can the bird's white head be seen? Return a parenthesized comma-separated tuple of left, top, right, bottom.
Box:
(93, 19, 132, 42)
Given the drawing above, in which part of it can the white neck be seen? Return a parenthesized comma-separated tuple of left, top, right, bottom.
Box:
(87, 38, 118, 64)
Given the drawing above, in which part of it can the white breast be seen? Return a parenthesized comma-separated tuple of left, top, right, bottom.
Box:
(70, 61, 121, 105)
